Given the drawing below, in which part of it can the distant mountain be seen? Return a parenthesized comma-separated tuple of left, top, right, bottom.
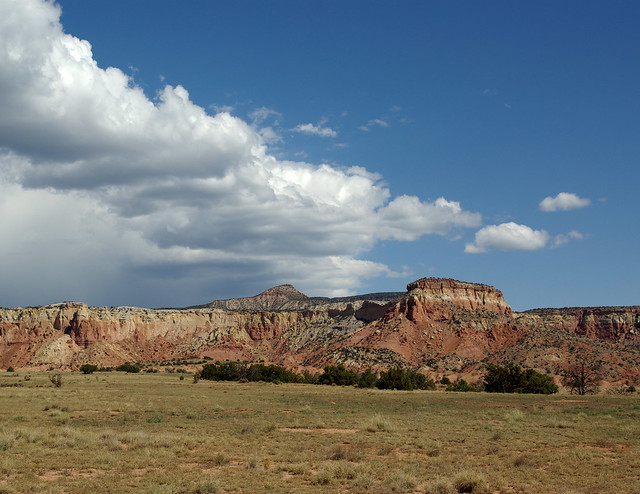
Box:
(193, 284, 405, 312)
(1, 277, 638, 384)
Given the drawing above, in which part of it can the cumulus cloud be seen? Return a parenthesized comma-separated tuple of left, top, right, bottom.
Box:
(0, 0, 481, 306)
(465, 222, 549, 254)
(539, 192, 591, 212)
(291, 123, 337, 138)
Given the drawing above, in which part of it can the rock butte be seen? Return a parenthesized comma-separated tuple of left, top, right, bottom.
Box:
(1, 277, 638, 383)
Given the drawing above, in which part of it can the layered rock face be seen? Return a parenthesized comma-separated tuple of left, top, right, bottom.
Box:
(334, 279, 519, 372)
(406, 278, 512, 315)
(522, 307, 640, 341)
(1, 278, 638, 382)
(205, 285, 311, 311)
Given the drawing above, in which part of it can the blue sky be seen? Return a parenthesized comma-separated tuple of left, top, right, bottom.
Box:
(0, 0, 638, 310)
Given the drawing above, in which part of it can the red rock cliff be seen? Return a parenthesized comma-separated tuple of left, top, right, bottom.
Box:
(405, 278, 512, 315)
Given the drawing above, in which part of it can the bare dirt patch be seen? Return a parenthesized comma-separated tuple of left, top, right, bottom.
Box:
(277, 427, 358, 434)
(39, 469, 105, 481)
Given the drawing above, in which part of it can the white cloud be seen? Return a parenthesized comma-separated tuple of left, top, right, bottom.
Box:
(258, 126, 282, 144)
(291, 123, 337, 138)
(465, 222, 549, 254)
(539, 192, 591, 212)
(211, 104, 234, 114)
(552, 230, 584, 248)
(359, 118, 389, 131)
(249, 106, 280, 126)
(0, 0, 482, 306)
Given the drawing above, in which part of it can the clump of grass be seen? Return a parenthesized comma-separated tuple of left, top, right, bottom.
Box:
(377, 442, 395, 456)
(99, 432, 122, 451)
(425, 477, 455, 494)
(312, 470, 332, 486)
(0, 434, 14, 451)
(512, 454, 528, 467)
(504, 409, 524, 424)
(364, 413, 394, 432)
(49, 374, 62, 388)
(146, 413, 163, 423)
(175, 479, 219, 494)
(326, 443, 362, 462)
(353, 470, 374, 489)
(239, 424, 254, 434)
(452, 470, 489, 493)
(313, 461, 357, 484)
(383, 470, 418, 492)
(414, 437, 442, 457)
(278, 463, 309, 476)
(212, 453, 229, 466)
(13, 428, 38, 444)
(119, 430, 152, 449)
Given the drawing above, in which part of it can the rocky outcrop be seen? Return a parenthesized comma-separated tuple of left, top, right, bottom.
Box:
(1, 278, 638, 383)
(522, 306, 640, 341)
(406, 278, 512, 315)
(205, 284, 310, 311)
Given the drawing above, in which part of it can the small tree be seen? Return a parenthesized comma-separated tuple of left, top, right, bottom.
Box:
(358, 369, 377, 388)
(484, 362, 524, 393)
(79, 364, 98, 374)
(562, 360, 600, 395)
(115, 362, 141, 373)
(376, 368, 413, 390)
(446, 379, 472, 392)
(484, 362, 557, 394)
(317, 365, 360, 386)
(49, 374, 62, 388)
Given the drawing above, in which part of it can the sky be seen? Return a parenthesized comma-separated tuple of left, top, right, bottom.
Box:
(0, 0, 638, 311)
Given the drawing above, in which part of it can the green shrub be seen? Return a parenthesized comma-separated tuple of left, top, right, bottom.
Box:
(115, 363, 141, 373)
(198, 361, 303, 384)
(446, 379, 471, 392)
(6, 366, 14, 373)
(79, 364, 98, 374)
(318, 365, 360, 386)
(358, 369, 377, 388)
(484, 362, 557, 394)
(410, 371, 436, 390)
(376, 367, 413, 390)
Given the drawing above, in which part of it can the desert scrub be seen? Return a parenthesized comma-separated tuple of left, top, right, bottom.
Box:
(504, 408, 524, 424)
(364, 413, 394, 432)
(452, 470, 489, 493)
(0, 434, 14, 451)
(174, 479, 219, 494)
(382, 469, 418, 492)
(1, 372, 639, 493)
(313, 461, 360, 485)
(325, 443, 362, 462)
(425, 477, 455, 494)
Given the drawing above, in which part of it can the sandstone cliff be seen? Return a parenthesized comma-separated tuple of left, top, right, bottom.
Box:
(1, 278, 638, 383)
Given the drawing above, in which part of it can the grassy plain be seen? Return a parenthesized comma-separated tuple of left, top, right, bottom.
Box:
(1, 372, 639, 493)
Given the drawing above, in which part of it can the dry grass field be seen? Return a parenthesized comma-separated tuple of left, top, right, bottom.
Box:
(1, 372, 639, 493)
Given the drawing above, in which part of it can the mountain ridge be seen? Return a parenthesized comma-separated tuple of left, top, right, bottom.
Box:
(1, 277, 638, 384)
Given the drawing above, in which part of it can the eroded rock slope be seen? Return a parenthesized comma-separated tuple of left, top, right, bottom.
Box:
(1, 278, 638, 382)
